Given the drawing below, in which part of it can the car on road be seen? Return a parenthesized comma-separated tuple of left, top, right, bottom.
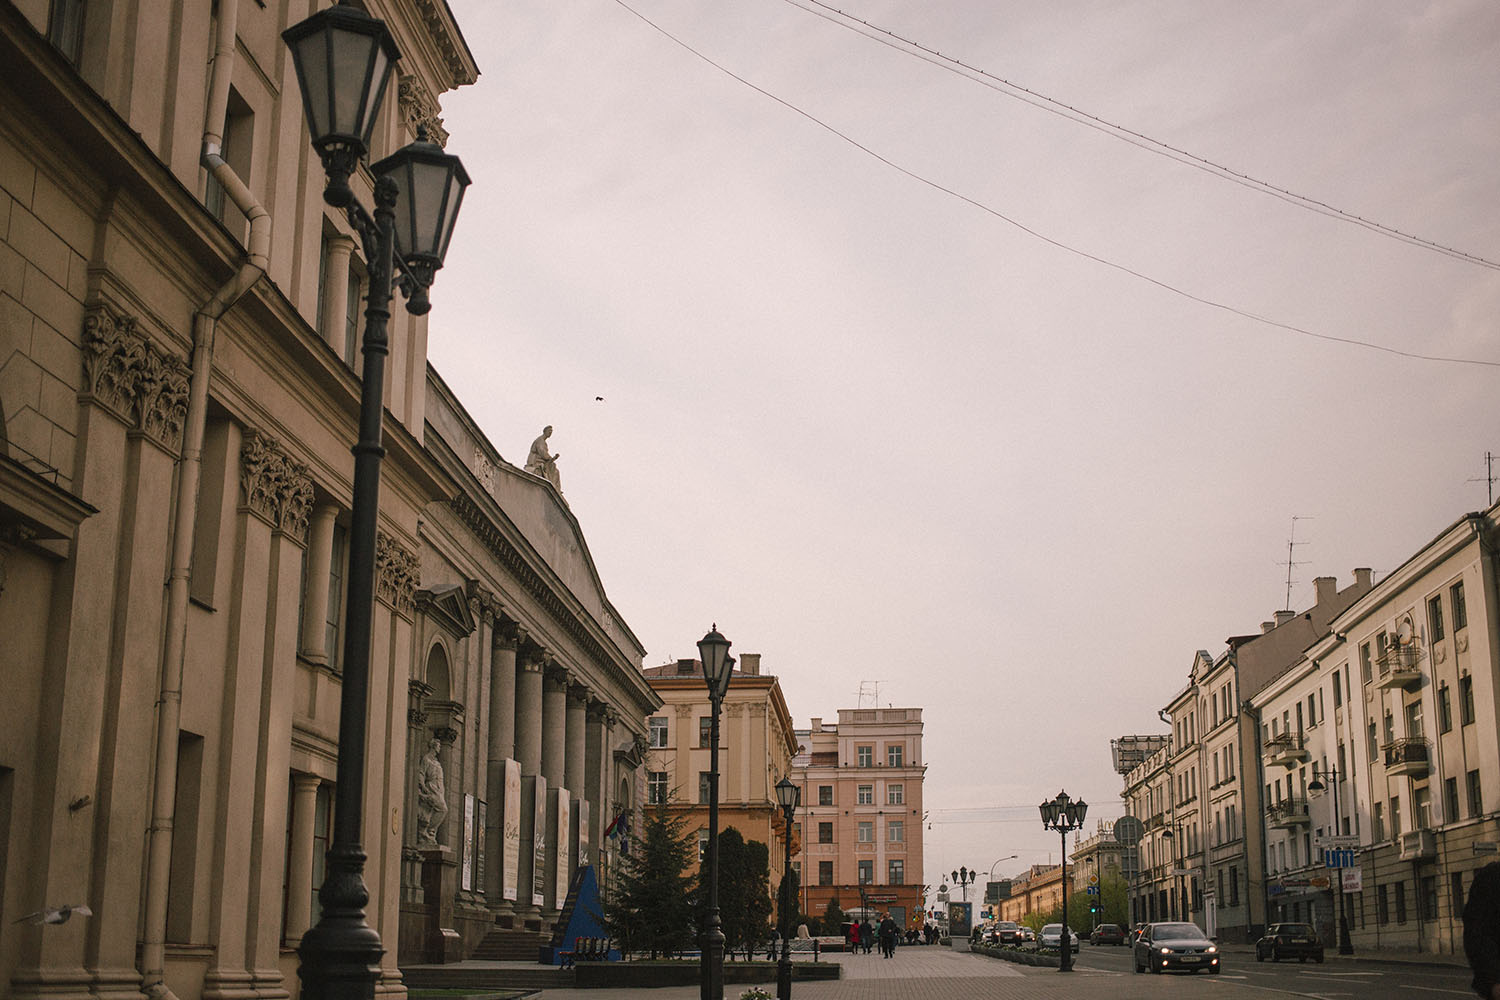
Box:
(990, 921, 1023, 946)
(1255, 922, 1325, 963)
(1090, 923, 1126, 945)
(1038, 924, 1078, 952)
(1132, 921, 1220, 974)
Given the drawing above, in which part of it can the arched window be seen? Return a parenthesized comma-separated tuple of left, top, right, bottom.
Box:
(426, 643, 450, 701)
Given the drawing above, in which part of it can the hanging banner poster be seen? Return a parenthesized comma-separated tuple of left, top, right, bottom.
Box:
(576, 798, 590, 870)
(532, 775, 548, 908)
(554, 789, 571, 911)
(502, 759, 520, 901)
(461, 794, 475, 890)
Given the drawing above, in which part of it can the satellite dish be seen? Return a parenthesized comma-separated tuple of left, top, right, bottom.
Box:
(1396, 617, 1414, 645)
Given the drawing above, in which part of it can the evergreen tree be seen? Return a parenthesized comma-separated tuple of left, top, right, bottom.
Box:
(819, 897, 845, 937)
(715, 830, 774, 956)
(604, 800, 698, 958)
(777, 865, 803, 937)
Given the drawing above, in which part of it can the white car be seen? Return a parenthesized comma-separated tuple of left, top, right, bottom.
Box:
(1038, 924, 1079, 952)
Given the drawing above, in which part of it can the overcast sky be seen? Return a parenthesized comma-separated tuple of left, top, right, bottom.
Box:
(429, 0, 1500, 890)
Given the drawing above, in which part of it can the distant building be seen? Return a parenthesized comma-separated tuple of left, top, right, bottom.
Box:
(791, 709, 926, 928)
(641, 654, 799, 892)
(997, 864, 1066, 923)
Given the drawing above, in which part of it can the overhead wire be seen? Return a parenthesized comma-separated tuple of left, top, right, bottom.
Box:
(610, 0, 1500, 370)
(786, 0, 1500, 274)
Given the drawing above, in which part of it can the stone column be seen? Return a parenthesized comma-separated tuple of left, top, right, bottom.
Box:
(542, 666, 569, 790)
(565, 684, 589, 882)
(319, 234, 356, 357)
(585, 701, 607, 864)
(285, 774, 322, 944)
(298, 502, 338, 664)
(486, 623, 519, 915)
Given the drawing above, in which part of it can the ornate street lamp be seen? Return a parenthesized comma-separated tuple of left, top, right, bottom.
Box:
(1040, 789, 1087, 973)
(698, 626, 734, 1000)
(775, 776, 800, 1000)
(283, 5, 468, 998)
(950, 866, 977, 903)
(1308, 766, 1354, 955)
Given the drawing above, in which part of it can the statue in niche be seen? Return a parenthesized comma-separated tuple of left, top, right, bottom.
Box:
(415, 737, 448, 847)
(525, 425, 561, 490)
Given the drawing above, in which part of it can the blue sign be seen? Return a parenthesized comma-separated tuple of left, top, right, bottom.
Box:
(1324, 849, 1356, 869)
(1086, 885, 1099, 896)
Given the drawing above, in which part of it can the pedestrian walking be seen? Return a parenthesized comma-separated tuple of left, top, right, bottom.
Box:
(879, 913, 898, 958)
(860, 919, 874, 955)
(1465, 860, 1500, 1000)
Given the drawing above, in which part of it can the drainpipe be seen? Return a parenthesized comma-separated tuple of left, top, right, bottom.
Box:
(142, 0, 269, 994)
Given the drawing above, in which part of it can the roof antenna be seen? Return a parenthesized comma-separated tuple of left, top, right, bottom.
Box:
(1468, 451, 1498, 506)
(1283, 515, 1312, 610)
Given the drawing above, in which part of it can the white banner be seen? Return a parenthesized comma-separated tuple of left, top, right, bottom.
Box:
(1341, 867, 1362, 893)
(555, 789, 571, 911)
(502, 759, 520, 901)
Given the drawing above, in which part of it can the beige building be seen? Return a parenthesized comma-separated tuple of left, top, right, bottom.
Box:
(997, 864, 1066, 924)
(640, 654, 799, 890)
(0, 1, 659, 997)
(791, 709, 926, 928)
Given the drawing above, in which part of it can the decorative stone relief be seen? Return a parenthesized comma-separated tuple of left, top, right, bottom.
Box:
(397, 74, 450, 147)
(82, 305, 191, 452)
(408, 679, 434, 729)
(472, 445, 495, 495)
(376, 531, 420, 614)
(238, 431, 315, 542)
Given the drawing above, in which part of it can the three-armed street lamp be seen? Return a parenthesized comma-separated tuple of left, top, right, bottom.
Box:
(950, 866, 977, 902)
(698, 626, 735, 1000)
(1040, 790, 1088, 974)
(283, 5, 468, 999)
(775, 776, 801, 1000)
(1308, 766, 1354, 955)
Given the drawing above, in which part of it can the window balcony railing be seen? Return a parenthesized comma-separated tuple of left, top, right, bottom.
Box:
(1265, 733, 1309, 769)
(1268, 797, 1310, 829)
(1375, 644, 1423, 690)
(1382, 737, 1430, 778)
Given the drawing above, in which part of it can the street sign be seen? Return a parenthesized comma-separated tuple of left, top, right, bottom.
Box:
(1087, 873, 1099, 886)
(1314, 835, 1360, 850)
(1324, 849, 1357, 869)
(1341, 867, 1363, 893)
(1114, 815, 1145, 846)
(1475, 842, 1499, 855)
(1086, 885, 1099, 896)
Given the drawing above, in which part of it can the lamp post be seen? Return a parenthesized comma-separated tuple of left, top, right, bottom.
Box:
(1308, 767, 1354, 955)
(283, 6, 468, 999)
(697, 626, 734, 1000)
(950, 866, 976, 903)
(1040, 790, 1087, 973)
(775, 777, 800, 1000)
(1161, 824, 1184, 922)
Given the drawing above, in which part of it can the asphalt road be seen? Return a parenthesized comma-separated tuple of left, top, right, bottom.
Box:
(1069, 941, 1476, 1000)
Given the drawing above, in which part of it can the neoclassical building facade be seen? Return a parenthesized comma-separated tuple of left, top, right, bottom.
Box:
(0, 1, 658, 997)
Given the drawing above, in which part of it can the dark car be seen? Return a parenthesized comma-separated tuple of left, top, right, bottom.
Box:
(1091, 923, 1126, 945)
(1255, 922, 1325, 963)
(1132, 921, 1220, 974)
(990, 921, 1023, 946)
(1129, 922, 1148, 943)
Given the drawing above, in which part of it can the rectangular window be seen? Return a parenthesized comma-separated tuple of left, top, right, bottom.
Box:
(1428, 594, 1445, 642)
(858, 859, 874, 885)
(1461, 676, 1476, 726)
(817, 822, 833, 844)
(857, 745, 873, 767)
(857, 821, 873, 843)
(888, 820, 904, 843)
(1367, 720, 1378, 764)
(1414, 786, 1431, 829)
(1405, 699, 1424, 740)
(1469, 770, 1484, 817)
(1229, 865, 1240, 906)
(648, 717, 669, 748)
(1444, 777, 1460, 824)
(1395, 881, 1407, 924)
(887, 783, 904, 805)
(888, 859, 905, 884)
(1360, 642, 1373, 684)
(818, 785, 833, 806)
(343, 265, 363, 368)
(857, 784, 873, 805)
(47, 0, 87, 65)
(1390, 796, 1401, 838)
(1453, 580, 1468, 631)
(1377, 884, 1389, 924)
(818, 860, 833, 885)
(325, 523, 347, 669)
(1373, 801, 1385, 842)
(699, 717, 713, 748)
(1453, 873, 1466, 920)
(887, 744, 904, 767)
(1440, 685, 1454, 733)
(698, 771, 712, 804)
(1333, 670, 1342, 708)
(1421, 876, 1438, 920)
(647, 771, 668, 804)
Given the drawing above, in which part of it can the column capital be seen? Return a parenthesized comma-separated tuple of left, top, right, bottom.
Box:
(375, 530, 420, 616)
(587, 699, 610, 722)
(544, 663, 570, 691)
(292, 772, 322, 793)
(239, 429, 315, 543)
(518, 647, 545, 674)
(567, 681, 592, 704)
(493, 624, 521, 652)
(674, 703, 694, 720)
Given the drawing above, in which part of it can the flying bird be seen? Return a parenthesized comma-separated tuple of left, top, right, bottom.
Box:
(13, 904, 93, 925)
(594, 396, 604, 402)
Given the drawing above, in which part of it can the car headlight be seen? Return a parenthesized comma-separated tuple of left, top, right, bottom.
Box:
(1159, 947, 1172, 954)
(1206, 945, 1217, 953)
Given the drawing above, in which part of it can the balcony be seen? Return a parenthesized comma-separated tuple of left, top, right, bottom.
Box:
(1265, 733, 1309, 769)
(1269, 797, 1310, 829)
(1399, 829, 1437, 861)
(1383, 738, 1431, 778)
(1375, 643, 1423, 690)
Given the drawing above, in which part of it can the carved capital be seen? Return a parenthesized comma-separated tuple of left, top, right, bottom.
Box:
(82, 304, 191, 451)
(398, 74, 450, 147)
(376, 531, 420, 614)
(674, 703, 693, 720)
(238, 431, 315, 541)
(544, 663, 571, 690)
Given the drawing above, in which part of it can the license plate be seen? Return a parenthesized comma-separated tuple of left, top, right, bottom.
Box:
(1180, 956, 1202, 963)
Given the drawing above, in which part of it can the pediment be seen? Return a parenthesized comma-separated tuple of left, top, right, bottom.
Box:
(416, 583, 475, 638)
